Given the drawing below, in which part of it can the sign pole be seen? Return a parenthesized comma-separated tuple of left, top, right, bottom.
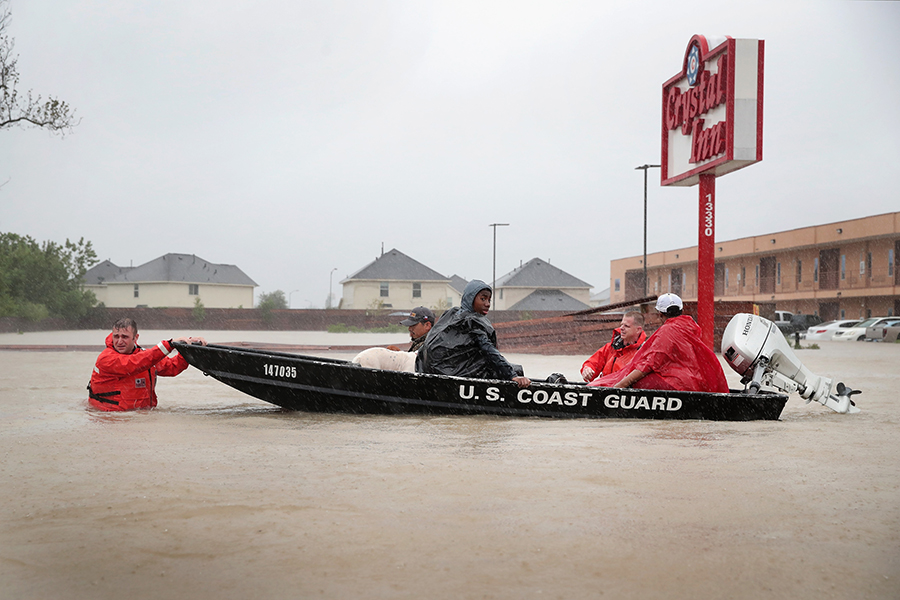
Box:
(698, 173, 716, 349)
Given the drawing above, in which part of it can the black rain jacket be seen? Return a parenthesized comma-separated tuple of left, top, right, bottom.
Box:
(415, 280, 517, 381)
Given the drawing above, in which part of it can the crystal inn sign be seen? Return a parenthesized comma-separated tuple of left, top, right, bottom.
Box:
(660, 35, 764, 348)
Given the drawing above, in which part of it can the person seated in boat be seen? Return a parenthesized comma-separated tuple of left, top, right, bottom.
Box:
(87, 318, 207, 411)
(580, 311, 646, 383)
(415, 280, 531, 388)
(590, 293, 728, 393)
(351, 307, 436, 371)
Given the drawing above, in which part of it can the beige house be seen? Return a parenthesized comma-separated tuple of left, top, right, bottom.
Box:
(84, 253, 256, 309)
(609, 212, 900, 320)
(492, 258, 592, 311)
(339, 249, 460, 310)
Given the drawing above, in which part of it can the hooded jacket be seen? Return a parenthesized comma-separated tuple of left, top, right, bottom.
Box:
(415, 280, 517, 381)
(87, 333, 189, 411)
(581, 327, 647, 382)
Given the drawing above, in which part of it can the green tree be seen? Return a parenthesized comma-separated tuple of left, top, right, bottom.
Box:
(192, 296, 206, 323)
(1, 0, 77, 134)
(0, 232, 98, 319)
(256, 290, 287, 324)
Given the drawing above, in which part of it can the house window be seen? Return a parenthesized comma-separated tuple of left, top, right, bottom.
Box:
(380, 282, 389, 297)
(776, 262, 781, 285)
(859, 259, 865, 276)
(724, 267, 729, 289)
(412, 283, 421, 298)
(134, 284, 139, 298)
(741, 266, 746, 287)
(867, 252, 872, 276)
(189, 284, 199, 295)
(840, 309, 845, 319)
(814, 257, 819, 282)
(797, 260, 802, 283)
(841, 255, 846, 280)
(890, 249, 895, 277)
(614, 278, 620, 292)
(755, 265, 759, 288)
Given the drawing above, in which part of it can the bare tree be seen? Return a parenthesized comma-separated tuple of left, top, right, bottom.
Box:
(0, 0, 77, 134)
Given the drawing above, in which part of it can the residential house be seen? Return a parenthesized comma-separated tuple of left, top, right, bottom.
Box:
(339, 249, 457, 310)
(84, 253, 256, 308)
(493, 258, 592, 311)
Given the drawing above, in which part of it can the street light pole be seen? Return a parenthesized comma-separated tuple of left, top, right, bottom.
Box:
(328, 267, 337, 309)
(488, 223, 509, 294)
(289, 289, 299, 309)
(635, 164, 660, 297)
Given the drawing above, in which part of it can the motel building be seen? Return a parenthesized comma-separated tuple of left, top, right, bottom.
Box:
(609, 211, 900, 321)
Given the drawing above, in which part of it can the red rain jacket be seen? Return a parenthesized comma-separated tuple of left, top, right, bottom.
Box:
(592, 314, 729, 393)
(581, 328, 647, 382)
(88, 334, 189, 411)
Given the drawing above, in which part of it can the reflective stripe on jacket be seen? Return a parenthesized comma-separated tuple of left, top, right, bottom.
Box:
(88, 334, 188, 411)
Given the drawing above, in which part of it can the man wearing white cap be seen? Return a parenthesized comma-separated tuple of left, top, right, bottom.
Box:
(590, 293, 728, 393)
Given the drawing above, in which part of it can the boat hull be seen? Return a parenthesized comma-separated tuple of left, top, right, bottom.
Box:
(175, 343, 788, 421)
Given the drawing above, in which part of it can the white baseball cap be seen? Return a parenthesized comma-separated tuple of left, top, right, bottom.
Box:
(655, 293, 683, 313)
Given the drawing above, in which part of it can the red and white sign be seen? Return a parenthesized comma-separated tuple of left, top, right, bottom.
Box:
(661, 35, 764, 187)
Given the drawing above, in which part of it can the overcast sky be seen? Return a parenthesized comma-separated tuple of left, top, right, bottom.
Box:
(2, 0, 898, 308)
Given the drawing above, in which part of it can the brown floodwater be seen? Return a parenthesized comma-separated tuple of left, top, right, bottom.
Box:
(1, 334, 898, 599)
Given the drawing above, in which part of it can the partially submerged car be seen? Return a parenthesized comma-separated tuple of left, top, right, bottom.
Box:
(833, 317, 895, 341)
(805, 319, 861, 341)
(865, 318, 900, 342)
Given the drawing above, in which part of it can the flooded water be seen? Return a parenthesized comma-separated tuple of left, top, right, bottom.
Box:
(1, 332, 898, 599)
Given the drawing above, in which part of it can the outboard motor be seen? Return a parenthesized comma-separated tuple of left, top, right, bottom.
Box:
(721, 313, 860, 414)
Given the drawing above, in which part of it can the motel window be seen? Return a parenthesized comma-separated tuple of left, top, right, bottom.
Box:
(189, 284, 199, 295)
(614, 278, 620, 292)
(840, 309, 845, 319)
(867, 252, 872, 276)
(797, 260, 802, 284)
(724, 267, 729, 289)
(841, 255, 846, 280)
(412, 283, 421, 298)
(380, 282, 389, 297)
(755, 265, 759, 288)
(814, 257, 819, 282)
(859, 259, 865, 276)
(741, 266, 746, 287)
(134, 284, 139, 298)
(776, 262, 781, 285)
(890, 249, 895, 277)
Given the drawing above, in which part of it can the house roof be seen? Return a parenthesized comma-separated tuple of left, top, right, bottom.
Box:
(508, 289, 591, 311)
(84, 260, 134, 285)
(448, 274, 468, 295)
(102, 253, 257, 286)
(496, 258, 591, 289)
(344, 248, 448, 282)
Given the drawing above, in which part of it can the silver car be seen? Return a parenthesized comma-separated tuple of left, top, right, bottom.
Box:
(865, 318, 900, 342)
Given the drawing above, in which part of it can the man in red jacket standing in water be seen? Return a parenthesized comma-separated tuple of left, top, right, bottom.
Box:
(591, 293, 729, 393)
(88, 318, 207, 411)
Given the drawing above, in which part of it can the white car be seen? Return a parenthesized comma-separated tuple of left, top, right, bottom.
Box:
(832, 317, 895, 342)
(866, 318, 900, 341)
(804, 320, 861, 341)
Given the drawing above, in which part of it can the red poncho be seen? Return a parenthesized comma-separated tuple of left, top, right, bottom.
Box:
(592, 314, 729, 393)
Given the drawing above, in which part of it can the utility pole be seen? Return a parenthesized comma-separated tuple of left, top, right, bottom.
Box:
(635, 164, 660, 296)
(488, 223, 509, 295)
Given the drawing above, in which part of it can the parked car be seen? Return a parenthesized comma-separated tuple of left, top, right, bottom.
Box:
(804, 319, 861, 341)
(883, 325, 900, 343)
(778, 314, 823, 337)
(865, 318, 900, 341)
(773, 310, 793, 329)
(832, 317, 895, 341)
